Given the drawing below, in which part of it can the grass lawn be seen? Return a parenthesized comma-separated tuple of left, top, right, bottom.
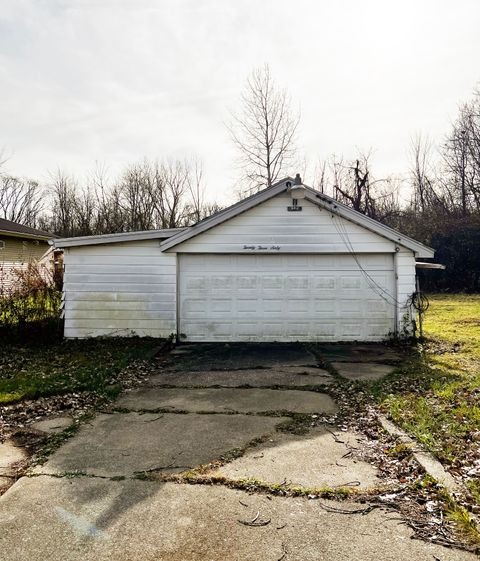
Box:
(0, 338, 161, 404)
(375, 294, 480, 498)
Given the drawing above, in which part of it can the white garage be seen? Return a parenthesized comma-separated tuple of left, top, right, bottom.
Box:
(53, 177, 435, 342)
(179, 254, 395, 342)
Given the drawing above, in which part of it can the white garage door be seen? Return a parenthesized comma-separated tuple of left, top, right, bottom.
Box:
(178, 254, 395, 342)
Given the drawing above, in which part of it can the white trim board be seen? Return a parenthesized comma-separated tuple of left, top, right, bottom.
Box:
(52, 228, 186, 248)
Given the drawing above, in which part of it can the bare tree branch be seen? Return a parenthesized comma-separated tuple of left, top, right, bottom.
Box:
(228, 64, 299, 194)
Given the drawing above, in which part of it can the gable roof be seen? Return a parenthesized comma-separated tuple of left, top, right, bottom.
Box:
(0, 217, 55, 241)
(52, 227, 186, 248)
(160, 177, 435, 258)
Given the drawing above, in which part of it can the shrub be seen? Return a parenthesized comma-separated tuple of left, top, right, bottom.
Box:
(0, 262, 63, 343)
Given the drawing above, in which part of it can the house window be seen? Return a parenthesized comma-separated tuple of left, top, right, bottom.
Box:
(0, 240, 4, 250)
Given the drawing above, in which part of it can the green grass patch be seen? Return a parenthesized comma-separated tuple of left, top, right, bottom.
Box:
(374, 294, 480, 467)
(0, 337, 160, 404)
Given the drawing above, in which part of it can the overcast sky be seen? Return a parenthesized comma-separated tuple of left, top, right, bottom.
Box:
(1, 0, 479, 205)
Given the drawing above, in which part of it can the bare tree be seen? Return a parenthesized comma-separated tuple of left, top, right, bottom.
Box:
(313, 159, 327, 194)
(441, 94, 480, 214)
(47, 170, 83, 237)
(332, 155, 377, 217)
(410, 134, 436, 212)
(0, 175, 44, 226)
(229, 64, 299, 193)
(186, 157, 206, 223)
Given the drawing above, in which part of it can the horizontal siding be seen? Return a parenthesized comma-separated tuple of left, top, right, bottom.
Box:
(63, 240, 176, 339)
(0, 237, 50, 291)
(64, 327, 168, 338)
(172, 192, 396, 254)
(66, 255, 171, 266)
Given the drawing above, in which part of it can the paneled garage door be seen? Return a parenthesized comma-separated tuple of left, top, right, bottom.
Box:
(178, 254, 395, 342)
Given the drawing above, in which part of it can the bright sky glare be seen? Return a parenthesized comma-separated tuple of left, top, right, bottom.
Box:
(1, 0, 479, 205)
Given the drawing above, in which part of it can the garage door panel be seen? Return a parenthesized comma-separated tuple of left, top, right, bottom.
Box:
(262, 276, 283, 289)
(286, 276, 309, 289)
(338, 299, 364, 316)
(183, 299, 207, 315)
(314, 300, 337, 314)
(311, 322, 336, 337)
(237, 276, 257, 289)
(286, 300, 310, 314)
(179, 254, 395, 342)
(313, 277, 336, 289)
(186, 276, 209, 289)
(210, 300, 232, 313)
(263, 299, 284, 313)
(340, 323, 363, 338)
(340, 276, 362, 289)
(237, 299, 259, 313)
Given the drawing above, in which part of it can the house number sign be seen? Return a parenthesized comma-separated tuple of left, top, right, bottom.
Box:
(243, 245, 281, 251)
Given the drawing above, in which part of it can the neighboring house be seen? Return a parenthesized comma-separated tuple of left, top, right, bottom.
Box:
(0, 218, 56, 292)
(53, 176, 435, 342)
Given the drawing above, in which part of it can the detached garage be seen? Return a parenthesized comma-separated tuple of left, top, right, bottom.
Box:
(53, 177, 434, 342)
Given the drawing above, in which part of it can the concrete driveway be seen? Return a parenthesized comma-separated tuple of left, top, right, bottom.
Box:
(0, 343, 475, 561)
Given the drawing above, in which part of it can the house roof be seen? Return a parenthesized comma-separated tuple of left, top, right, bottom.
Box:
(0, 217, 55, 241)
(52, 228, 187, 248)
(160, 177, 435, 258)
(51, 177, 435, 258)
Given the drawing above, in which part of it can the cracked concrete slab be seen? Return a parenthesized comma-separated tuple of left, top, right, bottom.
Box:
(116, 387, 338, 415)
(0, 477, 475, 561)
(30, 417, 73, 435)
(33, 412, 288, 478)
(168, 343, 317, 371)
(219, 426, 380, 489)
(0, 442, 27, 477)
(332, 362, 396, 381)
(147, 366, 333, 388)
(316, 344, 404, 364)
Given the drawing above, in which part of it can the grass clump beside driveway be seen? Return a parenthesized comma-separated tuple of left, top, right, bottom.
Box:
(0, 338, 161, 405)
(374, 294, 480, 471)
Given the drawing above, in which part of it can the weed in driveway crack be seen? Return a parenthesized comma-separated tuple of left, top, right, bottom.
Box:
(28, 412, 94, 468)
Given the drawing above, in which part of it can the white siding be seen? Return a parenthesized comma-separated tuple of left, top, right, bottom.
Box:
(63, 240, 176, 338)
(171, 192, 396, 254)
(395, 248, 417, 335)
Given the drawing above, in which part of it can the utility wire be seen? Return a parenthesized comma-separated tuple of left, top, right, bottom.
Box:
(331, 214, 402, 307)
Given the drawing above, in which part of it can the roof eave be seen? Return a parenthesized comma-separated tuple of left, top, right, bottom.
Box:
(303, 189, 435, 259)
(160, 177, 294, 251)
(0, 230, 53, 242)
(52, 228, 187, 248)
